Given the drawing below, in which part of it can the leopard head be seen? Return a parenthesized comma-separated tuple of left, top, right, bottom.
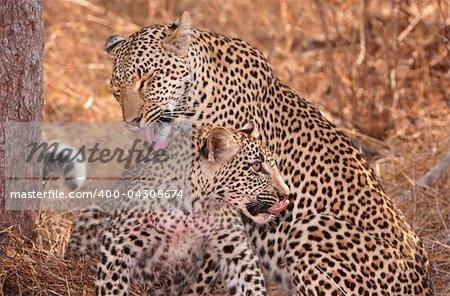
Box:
(201, 121, 290, 224)
(105, 12, 194, 143)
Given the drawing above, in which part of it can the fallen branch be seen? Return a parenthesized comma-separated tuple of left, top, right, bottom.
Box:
(398, 152, 450, 201)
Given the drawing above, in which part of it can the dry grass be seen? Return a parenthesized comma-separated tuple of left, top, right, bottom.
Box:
(1, 0, 449, 295)
(0, 220, 145, 295)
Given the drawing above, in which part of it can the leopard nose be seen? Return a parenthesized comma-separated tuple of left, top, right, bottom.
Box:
(125, 116, 141, 126)
(275, 178, 290, 196)
(272, 169, 290, 196)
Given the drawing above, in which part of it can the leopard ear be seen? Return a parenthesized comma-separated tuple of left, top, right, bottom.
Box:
(163, 11, 192, 56)
(104, 35, 125, 58)
(202, 127, 239, 163)
(240, 120, 260, 139)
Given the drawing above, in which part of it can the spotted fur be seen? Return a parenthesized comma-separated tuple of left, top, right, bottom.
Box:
(68, 123, 290, 296)
(103, 12, 432, 296)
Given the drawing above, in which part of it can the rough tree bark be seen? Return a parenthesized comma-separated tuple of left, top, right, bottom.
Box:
(0, 1, 44, 240)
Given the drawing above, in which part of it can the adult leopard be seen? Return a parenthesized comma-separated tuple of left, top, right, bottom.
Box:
(103, 12, 432, 295)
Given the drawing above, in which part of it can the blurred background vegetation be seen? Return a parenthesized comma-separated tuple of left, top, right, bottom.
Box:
(4, 0, 449, 295)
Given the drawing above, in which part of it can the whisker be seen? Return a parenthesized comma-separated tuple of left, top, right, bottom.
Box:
(159, 116, 198, 125)
(96, 123, 125, 145)
(315, 265, 348, 296)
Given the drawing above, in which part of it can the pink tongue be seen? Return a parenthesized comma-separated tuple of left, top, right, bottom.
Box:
(143, 126, 171, 150)
(268, 198, 290, 214)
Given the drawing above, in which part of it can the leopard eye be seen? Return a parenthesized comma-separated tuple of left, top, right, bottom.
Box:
(251, 162, 261, 173)
(110, 85, 121, 96)
(112, 92, 121, 102)
(139, 71, 157, 90)
(251, 161, 269, 175)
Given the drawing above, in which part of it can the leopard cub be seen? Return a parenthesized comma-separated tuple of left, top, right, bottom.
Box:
(69, 122, 290, 296)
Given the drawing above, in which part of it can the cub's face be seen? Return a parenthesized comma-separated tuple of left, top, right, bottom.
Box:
(105, 12, 193, 133)
(202, 122, 290, 224)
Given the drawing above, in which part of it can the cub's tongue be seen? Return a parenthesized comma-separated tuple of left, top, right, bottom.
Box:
(143, 125, 171, 150)
(268, 197, 290, 214)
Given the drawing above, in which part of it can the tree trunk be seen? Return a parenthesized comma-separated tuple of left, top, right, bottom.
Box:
(0, 1, 44, 241)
